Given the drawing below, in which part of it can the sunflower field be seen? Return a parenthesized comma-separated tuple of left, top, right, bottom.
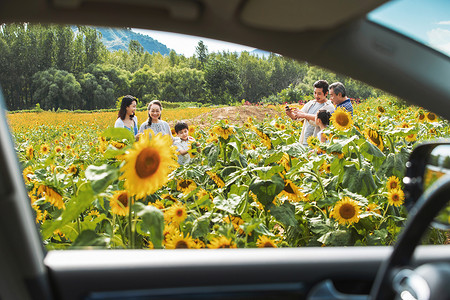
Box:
(10, 96, 450, 249)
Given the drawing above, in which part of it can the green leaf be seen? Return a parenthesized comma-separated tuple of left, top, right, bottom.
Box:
(203, 144, 219, 167)
(342, 165, 377, 196)
(265, 152, 284, 165)
(360, 141, 385, 169)
(249, 174, 284, 207)
(70, 230, 108, 248)
(102, 127, 134, 144)
(41, 183, 95, 240)
(318, 229, 352, 246)
(268, 202, 298, 227)
(191, 217, 210, 238)
(85, 164, 120, 194)
(214, 194, 244, 214)
(136, 203, 164, 249)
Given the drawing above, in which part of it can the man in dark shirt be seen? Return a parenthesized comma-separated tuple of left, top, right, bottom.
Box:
(329, 82, 353, 116)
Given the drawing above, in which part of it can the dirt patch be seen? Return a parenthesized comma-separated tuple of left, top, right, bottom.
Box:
(169, 106, 284, 129)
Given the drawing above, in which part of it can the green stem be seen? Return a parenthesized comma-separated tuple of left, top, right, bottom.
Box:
(128, 196, 134, 249)
(386, 134, 396, 154)
(297, 170, 326, 199)
(350, 141, 362, 170)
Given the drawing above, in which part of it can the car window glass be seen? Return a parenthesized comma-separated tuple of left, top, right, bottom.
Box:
(368, 0, 450, 58)
(2, 23, 449, 250)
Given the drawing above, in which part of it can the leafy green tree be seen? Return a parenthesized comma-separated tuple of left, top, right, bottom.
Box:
(86, 64, 131, 100)
(159, 67, 205, 103)
(204, 56, 242, 104)
(55, 26, 74, 72)
(195, 40, 208, 69)
(130, 64, 159, 100)
(78, 72, 114, 110)
(128, 40, 144, 55)
(32, 68, 81, 110)
(238, 52, 271, 102)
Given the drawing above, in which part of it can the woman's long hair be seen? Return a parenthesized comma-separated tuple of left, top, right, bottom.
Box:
(146, 100, 163, 126)
(118, 95, 137, 120)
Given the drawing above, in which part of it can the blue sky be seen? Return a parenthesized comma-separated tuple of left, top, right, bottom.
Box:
(368, 0, 450, 56)
(133, 0, 450, 57)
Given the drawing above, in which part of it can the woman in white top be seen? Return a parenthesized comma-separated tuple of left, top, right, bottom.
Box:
(114, 95, 139, 140)
(139, 100, 174, 141)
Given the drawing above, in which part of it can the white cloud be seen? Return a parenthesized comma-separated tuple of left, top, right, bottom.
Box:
(427, 28, 450, 56)
(437, 20, 450, 25)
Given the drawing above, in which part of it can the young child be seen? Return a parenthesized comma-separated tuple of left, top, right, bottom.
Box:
(173, 121, 199, 165)
(315, 109, 332, 143)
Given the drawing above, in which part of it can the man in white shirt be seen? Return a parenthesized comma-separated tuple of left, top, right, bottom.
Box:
(285, 80, 335, 146)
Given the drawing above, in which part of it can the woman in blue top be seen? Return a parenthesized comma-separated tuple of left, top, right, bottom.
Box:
(114, 95, 139, 140)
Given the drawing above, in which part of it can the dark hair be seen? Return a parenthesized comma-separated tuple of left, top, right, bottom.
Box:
(146, 100, 163, 126)
(313, 80, 329, 95)
(174, 121, 189, 134)
(329, 82, 346, 97)
(118, 95, 137, 120)
(317, 109, 332, 126)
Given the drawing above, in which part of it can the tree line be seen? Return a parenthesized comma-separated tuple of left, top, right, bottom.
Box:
(0, 23, 381, 111)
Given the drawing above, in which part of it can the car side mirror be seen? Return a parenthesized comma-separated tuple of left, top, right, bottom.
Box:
(403, 141, 450, 230)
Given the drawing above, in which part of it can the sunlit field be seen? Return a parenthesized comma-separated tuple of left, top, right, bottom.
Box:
(8, 97, 450, 249)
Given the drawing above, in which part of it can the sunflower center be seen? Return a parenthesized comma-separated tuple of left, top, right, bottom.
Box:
(180, 180, 190, 188)
(135, 148, 161, 179)
(175, 240, 189, 249)
(335, 113, 349, 126)
(392, 194, 399, 202)
(390, 182, 398, 189)
(339, 203, 356, 219)
(263, 242, 275, 248)
(118, 193, 128, 207)
(284, 184, 294, 194)
(176, 209, 184, 217)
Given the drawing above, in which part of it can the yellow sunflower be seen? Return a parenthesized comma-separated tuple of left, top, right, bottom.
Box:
(307, 136, 320, 149)
(425, 112, 437, 122)
(39, 185, 65, 209)
(330, 107, 353, 131)
(165, 232, 196, 249)
(386, 176, 400, 191)
(223, 216, 245, 235)
(261, 136, 272, 149)
(387, 188, 404, 207)
(377, 106, 385, 113)
(40, 144, 50, 155)
(55, 146, 63, 153)
(26, 145, 34, 159)
(207, 236, 237, 249)
(119, 131, 179, 199)
(22, 166, 34, 183)
(256, 236, 277, 248)
(399, 122, 410, 128)
(149, 199, 165, 210)
(213, 125, 234, 140)
(110, 190, 130, 216)
(366, 203, 381, 215)
(279, 179, 306, 202)
(331, 197, 361, 225)
(207, 171, 225, 188)
(278, 153, 291, 171)
(163, 223, 180, 243)
(176, 179, 197, 194)
(67, 164, 78, 174)
(364, 127, 384, 151)
(280, 123, 286, 130)
(165, 204, 188, 224)
(415, 109, 426, 122)
(405, 133, 417, 142)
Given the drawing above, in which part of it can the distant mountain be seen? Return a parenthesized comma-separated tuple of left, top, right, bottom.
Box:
(92, 27, 172, 55)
